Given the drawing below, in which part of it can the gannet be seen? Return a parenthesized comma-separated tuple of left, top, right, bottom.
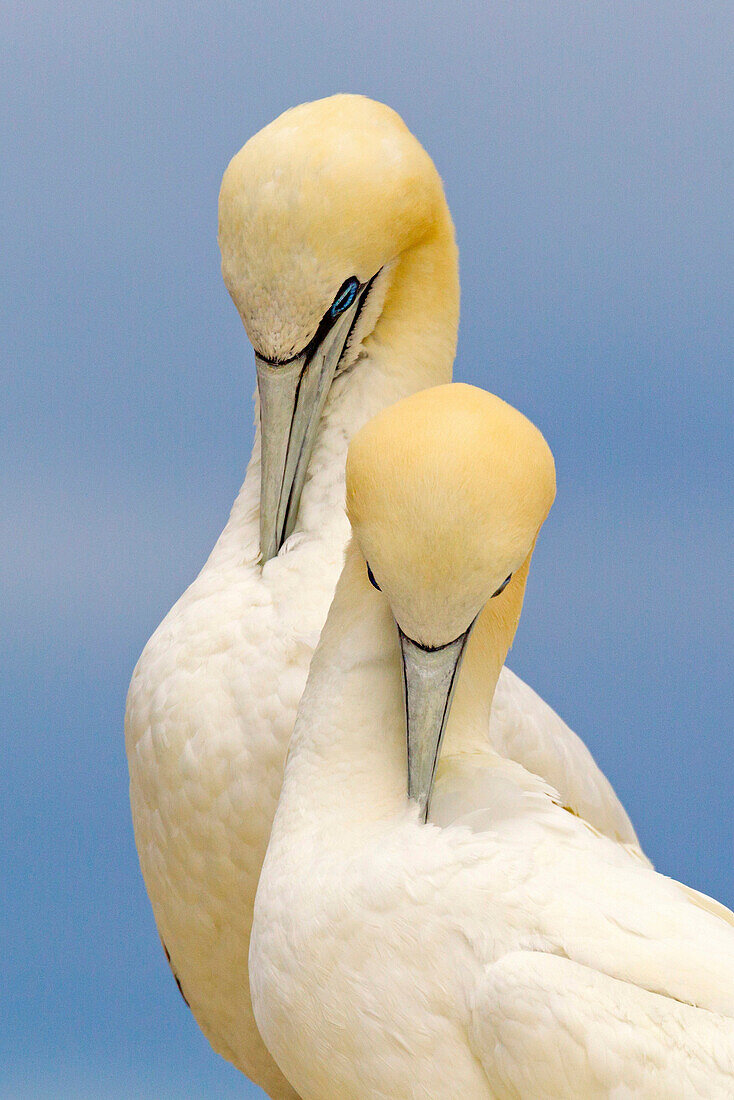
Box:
(251, 383, 734, 1100)
(126, 97, 644, 1097)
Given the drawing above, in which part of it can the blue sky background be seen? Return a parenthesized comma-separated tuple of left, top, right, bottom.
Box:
(2, 2, 731, 1096)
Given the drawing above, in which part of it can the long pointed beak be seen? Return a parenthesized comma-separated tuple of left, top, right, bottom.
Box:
(256, 298, 363, 564)
(399, 625, 474, 823)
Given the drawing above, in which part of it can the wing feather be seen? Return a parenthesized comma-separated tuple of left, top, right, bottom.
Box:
(488, 667, 647, 860)
(471, 951, 734, 1099)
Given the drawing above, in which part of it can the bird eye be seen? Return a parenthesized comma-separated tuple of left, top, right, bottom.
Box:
(366, 563, 382, 591)
(330, 277, 359, 319)
(491, 574, 512, 598)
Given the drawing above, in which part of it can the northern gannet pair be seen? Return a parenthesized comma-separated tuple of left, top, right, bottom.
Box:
(126, 96, 643, 1098)
(251, 384, 734, 1099)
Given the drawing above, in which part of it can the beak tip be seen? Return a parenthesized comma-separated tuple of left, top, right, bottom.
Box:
(258, 539, 276, 566)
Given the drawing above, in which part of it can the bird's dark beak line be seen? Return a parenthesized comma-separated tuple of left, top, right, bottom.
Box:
(256, 294, 365, 564)
(400, 624, 474, 823)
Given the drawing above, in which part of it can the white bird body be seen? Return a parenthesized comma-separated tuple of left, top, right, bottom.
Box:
(251, 388, 734, 1099)
(126, 441, 340, 1098)
(126, 353, 408, 1097)
(127, 98, 643, 1095)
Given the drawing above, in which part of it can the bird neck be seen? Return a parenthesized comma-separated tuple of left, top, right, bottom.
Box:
(368, 198, 460, 397)
(271, 544, 410, 836)
(442, 556, 531, 758)
(209, 207, 460, 571)
(271, 545, 530, 839)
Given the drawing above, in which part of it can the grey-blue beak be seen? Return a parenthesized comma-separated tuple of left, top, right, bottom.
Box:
(399, 624, 474, 823)
(256, 291, 366, 564)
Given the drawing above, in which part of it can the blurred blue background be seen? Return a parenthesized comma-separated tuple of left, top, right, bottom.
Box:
(2, 2, 731, 1096)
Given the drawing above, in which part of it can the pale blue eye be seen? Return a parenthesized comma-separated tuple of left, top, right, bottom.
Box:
(330, 278, 359, 319)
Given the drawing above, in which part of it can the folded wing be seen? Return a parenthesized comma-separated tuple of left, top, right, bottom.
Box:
(471, 950, 734, 1100)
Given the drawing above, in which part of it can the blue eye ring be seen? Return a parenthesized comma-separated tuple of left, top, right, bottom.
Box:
(330, 277, 360, 319)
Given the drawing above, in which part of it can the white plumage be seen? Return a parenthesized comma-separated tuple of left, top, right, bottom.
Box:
(251, 385, 734, 1099)
(127, 98, 644, 1095)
